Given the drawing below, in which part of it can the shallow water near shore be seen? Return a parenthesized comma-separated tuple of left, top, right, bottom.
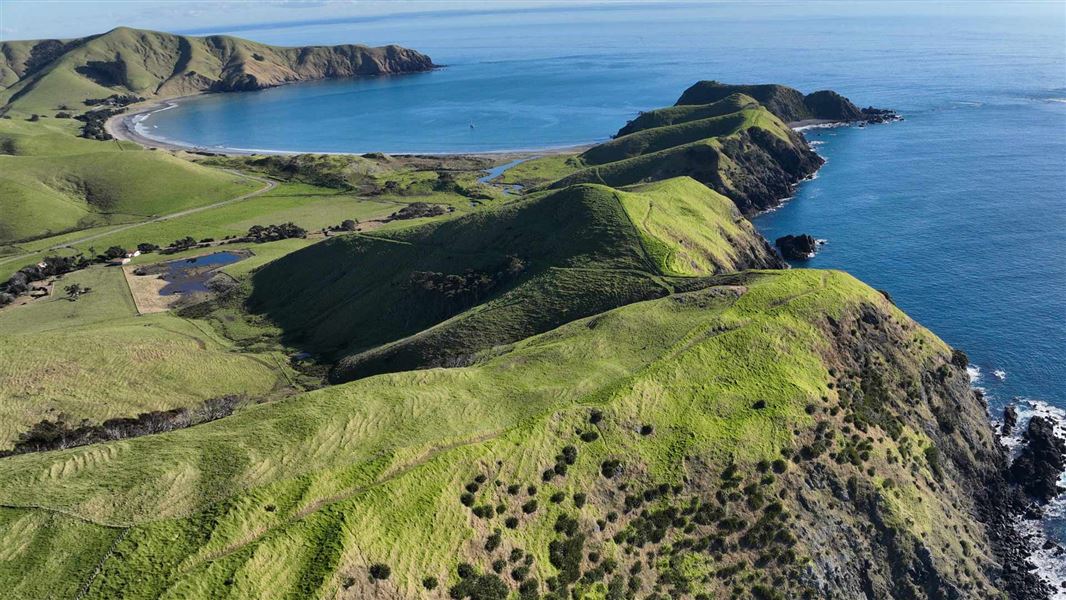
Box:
(167, 2, 1066, 552)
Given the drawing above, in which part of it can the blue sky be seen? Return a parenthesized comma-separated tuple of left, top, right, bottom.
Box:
(0, 0, 587, 40)
(2, 0, 1061, 42)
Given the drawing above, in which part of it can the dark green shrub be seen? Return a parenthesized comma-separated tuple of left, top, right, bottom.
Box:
(485, 529, 502, 551)
(369, 563, 391, 580)
(573, 492, 587, 508)
(423, 576, 439, 589)
(600, 459, 623, 478)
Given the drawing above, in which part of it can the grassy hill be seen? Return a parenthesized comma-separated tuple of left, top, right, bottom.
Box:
(673, 81, 865, 123)
(0, 270, 1010, 599)
(0, 27, 433, 116)
(241, 177, 781, 381)
(0, 118, 261, 243)
(548, 99, 820, 215)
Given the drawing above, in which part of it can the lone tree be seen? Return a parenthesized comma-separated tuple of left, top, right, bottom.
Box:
(64, 283, 90, 301)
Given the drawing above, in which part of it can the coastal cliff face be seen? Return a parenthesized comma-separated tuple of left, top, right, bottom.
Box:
(0, 27, 434, 113)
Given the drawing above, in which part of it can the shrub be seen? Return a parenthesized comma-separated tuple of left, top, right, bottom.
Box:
(460, 492, 475, 506)
(573, 492, 587, 508)
(640, 424, 654, 436)
(505, 516, 519, 529)
(423, 576, 439, 589)
(448, 572, 509, 600)
(521, 499, 538, 514)
(561, 445, 578, 464)
(550, 491, 566, 503)
(601, 459, 623, 478)
(485, 530, 502, 552)
(590, 409, 603, 424)
(581, 431, 600, 443)
(368, 563, 391, 580)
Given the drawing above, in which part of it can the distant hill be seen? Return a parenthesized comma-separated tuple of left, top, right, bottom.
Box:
(0, 26, 434, 114)
(550, 95, 823, 214)
(246, 177, 782, 381)
(672, 80, 865, 123)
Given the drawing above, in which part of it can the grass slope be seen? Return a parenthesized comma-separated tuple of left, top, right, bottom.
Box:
(0, 270, 1003, 599)
(0, 118, 259, 244)
(549, 101, 820, 215)
(674, 81, 864, 123)
(243, 177, 779, 380)
(0, 266, 284, 448)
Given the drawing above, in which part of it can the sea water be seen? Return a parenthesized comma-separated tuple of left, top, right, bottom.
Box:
(155, 1, 1065, 554)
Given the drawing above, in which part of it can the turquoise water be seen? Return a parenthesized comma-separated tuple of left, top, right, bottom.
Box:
(164, 2, 1066, 542)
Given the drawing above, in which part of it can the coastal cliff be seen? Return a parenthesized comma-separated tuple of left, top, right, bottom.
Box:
(0, 27, 434, 114)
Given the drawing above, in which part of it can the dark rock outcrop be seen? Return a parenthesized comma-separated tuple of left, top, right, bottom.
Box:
(1002, 404, 1019, 436)
(1009, 416, 1066, 504)
(775, 234, 819, 260)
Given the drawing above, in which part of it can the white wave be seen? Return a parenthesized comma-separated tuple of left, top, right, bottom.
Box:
(967, 364, 982, 383)
(1017, 516, 1066, 597)
(1005, 398, 1066, 596)
(994, 369, 1007, 381)
(1046, 98, 1066, 104)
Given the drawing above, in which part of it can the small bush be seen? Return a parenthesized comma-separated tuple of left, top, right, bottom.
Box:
(601, 459, 623, 478)
(423, 576, 439, 589)
(573, 492, 587, 508)
(581, 431, 600, 443)
(369, 563, 391, 580)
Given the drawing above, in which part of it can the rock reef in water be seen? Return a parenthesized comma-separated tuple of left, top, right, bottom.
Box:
(1009, 415, 1066, 505)
(775, 234, 820, 259)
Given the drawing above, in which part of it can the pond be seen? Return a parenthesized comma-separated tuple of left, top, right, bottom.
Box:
(153, 252, 247, 296)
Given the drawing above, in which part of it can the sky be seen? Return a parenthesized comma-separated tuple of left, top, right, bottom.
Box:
(1, 0, 1061, 41)
(0, 0, 594, 40)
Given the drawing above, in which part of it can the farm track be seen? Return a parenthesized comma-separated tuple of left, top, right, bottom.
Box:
(0, 170, 278, 268)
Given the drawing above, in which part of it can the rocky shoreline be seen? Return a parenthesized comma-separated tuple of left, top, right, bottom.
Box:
(781, 117, 1064, 599)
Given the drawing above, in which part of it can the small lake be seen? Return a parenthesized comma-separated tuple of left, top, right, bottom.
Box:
(156, 252, 246, 296)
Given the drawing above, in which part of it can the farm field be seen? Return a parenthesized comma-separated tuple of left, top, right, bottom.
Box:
(0, 265, 287, 448)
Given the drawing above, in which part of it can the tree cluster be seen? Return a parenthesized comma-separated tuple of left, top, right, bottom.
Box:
(245, 222, 307, 243)
(0, 255, 89, 306)
(1, 395, 243, 456)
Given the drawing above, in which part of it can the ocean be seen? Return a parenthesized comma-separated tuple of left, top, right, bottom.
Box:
(154, 1, 1065, 558)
